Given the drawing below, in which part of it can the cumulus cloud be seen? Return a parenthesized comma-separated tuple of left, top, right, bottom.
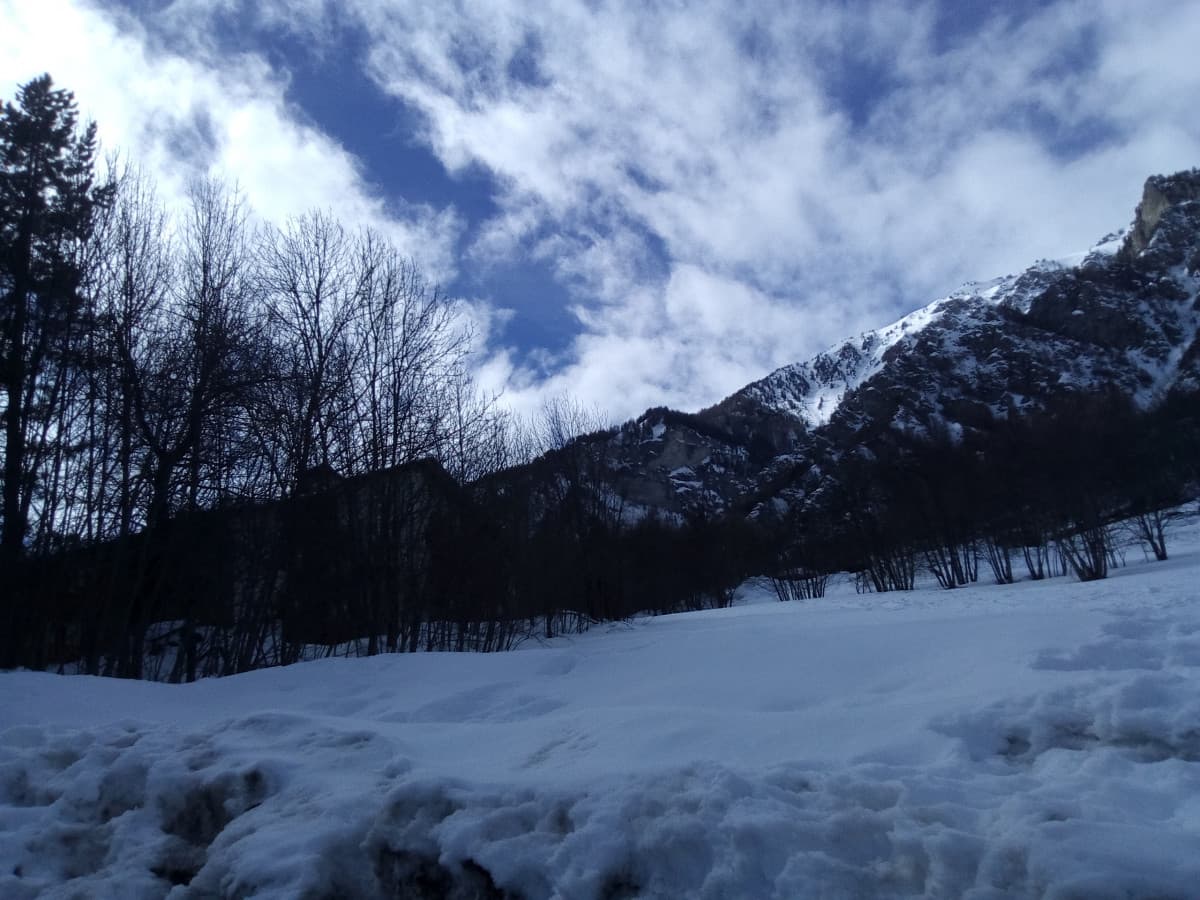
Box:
(5, 0, 1200, 420)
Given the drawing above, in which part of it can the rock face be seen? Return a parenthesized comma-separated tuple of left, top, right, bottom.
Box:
(594, 170, 1200, 519)
(1122, 169, 1200, 260)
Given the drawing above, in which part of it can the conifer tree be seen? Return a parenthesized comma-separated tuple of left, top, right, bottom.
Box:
(0, 74, 112, 561)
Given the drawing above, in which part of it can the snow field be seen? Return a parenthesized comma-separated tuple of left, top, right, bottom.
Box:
(3, 522, 1200, 897)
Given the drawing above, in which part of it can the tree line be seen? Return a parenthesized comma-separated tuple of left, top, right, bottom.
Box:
(0, 75, 524, 670)
(765, 388, 1200, 600)
(1, 76, 757, 678)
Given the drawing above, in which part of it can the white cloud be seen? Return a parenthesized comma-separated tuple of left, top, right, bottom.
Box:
(481, 263, 859, 422)
(0, 0, 463, 281)
(322, 0, 1200, 415)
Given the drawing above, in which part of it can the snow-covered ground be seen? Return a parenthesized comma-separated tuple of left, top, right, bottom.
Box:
(4, 522, 1200, 898)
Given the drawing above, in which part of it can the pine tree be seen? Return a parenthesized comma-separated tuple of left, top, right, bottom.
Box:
(0, 74, 112, 561)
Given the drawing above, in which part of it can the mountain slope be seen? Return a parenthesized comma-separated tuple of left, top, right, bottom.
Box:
(723, 171, 1200, 435)
(602, 169, 1200, 516)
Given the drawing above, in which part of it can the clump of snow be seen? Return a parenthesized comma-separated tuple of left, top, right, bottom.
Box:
(5, 518, 1200, 897)
(1087, 229, 1128, 258)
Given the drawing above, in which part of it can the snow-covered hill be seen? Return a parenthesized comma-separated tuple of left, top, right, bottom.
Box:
(4, 517, 1200, 898)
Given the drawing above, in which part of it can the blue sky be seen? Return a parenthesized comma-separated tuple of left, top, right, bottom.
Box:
(3, 0, 1200, 419)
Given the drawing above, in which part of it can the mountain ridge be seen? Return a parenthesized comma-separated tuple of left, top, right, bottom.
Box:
(595, 168, 1200, 519)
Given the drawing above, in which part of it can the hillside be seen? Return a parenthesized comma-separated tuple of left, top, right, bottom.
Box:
(3, 516, 1200, 897)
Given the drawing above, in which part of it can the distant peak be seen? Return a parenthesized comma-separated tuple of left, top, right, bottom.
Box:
(1122, 168, 1200, 258)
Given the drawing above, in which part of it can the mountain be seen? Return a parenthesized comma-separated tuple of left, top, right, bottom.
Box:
(597, 169, 1200, 518)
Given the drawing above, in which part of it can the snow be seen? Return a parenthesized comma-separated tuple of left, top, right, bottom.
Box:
(743, 253, 1069, 430)
(746, 297, 952, 430)
(745, 230, 1199, 435)
(1088, 229, 1129, 259)
(5, 522, 1200, 897)
(1131, 269, 1200, 408)
(1052, 229, 1128, 269)
(668, 466, 704, 494)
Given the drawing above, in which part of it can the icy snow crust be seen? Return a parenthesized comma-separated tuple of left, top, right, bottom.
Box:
(6, 525, 1200, 897)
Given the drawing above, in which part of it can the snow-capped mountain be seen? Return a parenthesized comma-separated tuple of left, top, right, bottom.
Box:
(600, 169, 1200, 516)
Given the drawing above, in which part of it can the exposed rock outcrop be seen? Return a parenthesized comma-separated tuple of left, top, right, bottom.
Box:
(1121, 169, 1200, 263)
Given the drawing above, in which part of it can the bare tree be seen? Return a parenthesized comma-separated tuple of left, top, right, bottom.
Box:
(126, 180, 261, 526)
(1130, 508, 1172, 562)
(90, 164, 172, 538)
(347, 233, 477, 475)
(257, 211, 363, 489)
